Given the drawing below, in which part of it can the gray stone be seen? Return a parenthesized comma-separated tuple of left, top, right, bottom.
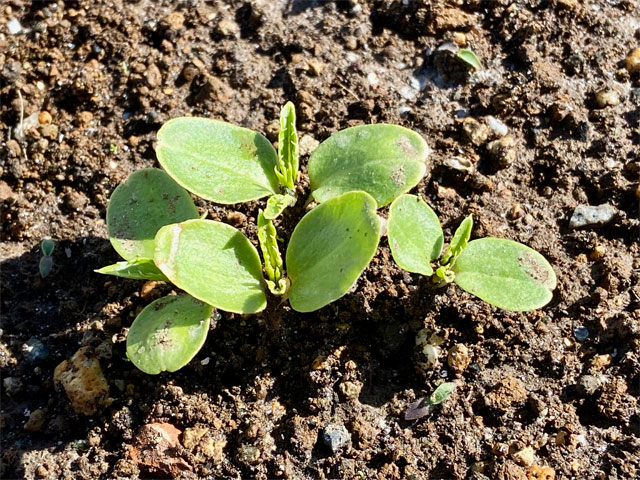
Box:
(569, 204, 617, 229)
(576, 374, 606, 396)
(321, 423, 351, 453)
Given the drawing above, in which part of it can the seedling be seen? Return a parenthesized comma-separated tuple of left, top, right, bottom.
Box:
(98, 102, 428, 373)
(456, 48, 482, 71)
(39, 238, 55, 278)
(405, 382, 457, 420)
(387, 194, 557, 311)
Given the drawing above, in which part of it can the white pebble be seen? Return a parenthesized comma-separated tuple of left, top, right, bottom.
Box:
(487, 115, 508, 136)
(8, 18, 22, 35)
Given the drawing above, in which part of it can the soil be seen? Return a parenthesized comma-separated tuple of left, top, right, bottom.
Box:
(1, 1, 639, 479)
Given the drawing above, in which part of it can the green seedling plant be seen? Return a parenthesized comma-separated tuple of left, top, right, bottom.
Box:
(387, 194, 557, 311)
(405, 382, 457, 420)
(39, 238, 55, 278)
(98, 102, 430, 374)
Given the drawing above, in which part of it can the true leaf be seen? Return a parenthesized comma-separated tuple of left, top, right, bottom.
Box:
(156, 117, 279, 204)
(95, 258, 169, 281)
(287, 191, 381, 312)
(154, 219, 267, 314)
(263, 194, 297, 220)
(452, 238, 557, 311)
(308, 124, 430, 207)
(107, 168, 199, 261)
(429, 382, 457, 405)
(257, 211, 286, 295)
(387, 194, 443, 276)
(126, 294, 212, 375)
(441, 214, 473, 266)
(275, 102, 299, 190)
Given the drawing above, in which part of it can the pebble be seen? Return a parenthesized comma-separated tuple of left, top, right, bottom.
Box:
(573, 325, 589, 341)
(452, 31, 466, 46)
(8, 18, 22, 35)
(487, 115, 508, 136)
(216, 19, 238, 36)
(145, 64, 162, 87)
(339, 380, 361, 399)
(594, 88, 620, 108)
(22, 337, 48, 364)
(299, 134, 320, 156)
(35, 465, 48, 478)
(462, 117, 489, 145)
(321, 424, 351, 453)
(180, 63, 199, 82)
(38, 111, 52, 125)
(195, 76, 232, 104)
(307, 59, 324, 76)
(226, 211, 246, 226)
(487, 135, 516, 168)
(444, 156, 474, 173)
(39, 124, 59, 140)
(163, 11, 185, 30)
(576, 374, 605, 396)
(447, 344, 471, 373)
(589, 245, 606, 261)
(626, 47, 640, 74)
(569, 203, 617, 228)
(24, 408, 46, 432)
(78, 110, 93, 126)
(511, 446, 535, 467)
(526, 465, 556, 480)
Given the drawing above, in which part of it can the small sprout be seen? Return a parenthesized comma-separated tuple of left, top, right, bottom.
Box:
(257, 211, 287, 296)
(274, 101, 299, 191)
(456, 48, 482, 70)
(264, 193, 296, 220)
(109, 143, 118, 154)
(41, 238, 55, 257)
(429, 382, 457, 405)
(39, 238, 55, 278)
(404, 382, 457, 420)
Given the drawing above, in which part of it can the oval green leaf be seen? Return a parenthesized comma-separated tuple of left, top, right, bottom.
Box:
(154, 219, 267, 314)
(156, 117, 279, 204)
(95, 258, 169, 281)
(452, 238, 557, 311)
(388, 194, 443, 276)
(126, 294, 212, 375)
(308, 124, 430, 207)
(286, 191, 381, 312)
(107, 168, 199, 261)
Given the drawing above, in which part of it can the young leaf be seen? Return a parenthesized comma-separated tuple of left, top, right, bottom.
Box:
(154, 219, 267, 314)
(95, 258, 169, 281)
(287, 191, 381, 312)
(41, 238, 55, 257)
(387, 194, 443, 276)
(429, 382, 457, 405)
(156, 117, 279, 204)
(452, 238, 557, 311)
(257, 211, 287, 295)
(457, 48, 482, 70)
(263, 193, 297, 220)
(275, 102, 299, 190)
(308, 124, 430, 207)
(107, 168, 199, 261)
(441, 214, 473, 266)
(126, 294, 212, 375)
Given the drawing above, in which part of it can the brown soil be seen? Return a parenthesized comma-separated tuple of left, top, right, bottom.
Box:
(1, 1, 639, 479)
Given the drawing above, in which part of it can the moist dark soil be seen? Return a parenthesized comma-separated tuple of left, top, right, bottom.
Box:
(1, 1, 639, 479)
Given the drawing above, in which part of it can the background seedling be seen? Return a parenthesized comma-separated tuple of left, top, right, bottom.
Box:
(39, 238, 55, 278)
(456, 48, 482, 70)
(405, 382, 457, 420)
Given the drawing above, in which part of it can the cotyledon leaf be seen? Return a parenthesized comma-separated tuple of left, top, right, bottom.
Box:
(308, 124, 430, 207)
(452, 238, 557, 311)
(156, 117, 279, 204)
(286, 191, 381, 312)
(387, 194, 443, 276)
(126, 294, 212, 375)
(154, 219, 267, 314)
(106, 168, 199, 261)
(95, 258, 169, 281)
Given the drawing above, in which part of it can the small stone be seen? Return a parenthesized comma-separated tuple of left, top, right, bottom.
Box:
(447, 344, 471, 373)
(452, 32, 466, 46)
(511, 446, 535, 467)
(163, 11, 185, 30)
(321, 424, 351, 453)
(444, 156, 474, 173)
(145, 64, 162, 88)
(8, 18, 22, 35)
(462, 117, 489, 145)
(195, 76, 232, 104)
(487, 115, 509, 136)
(307, 59, 324, 76)
(299, 135, 320, 156)
(589, 354, 612, 371)
(569, 204, 617, 229)
(180, 63, 199, 82)
(39, 124, 58, 140)
(573, 325, 589, 341)
(35, 465, 48, 478)
(493, 442, 509, 456)
(486, 376, 528, 410)
(487, 135, 516, 167)
(3, 376, 22, 396)
(24, 408, 46, 432)
(78, 111, 93, 126)
(339, 380, 361, 399)
(526, 465, 555, 480)
(576, 374, 605, 396)
(140, 281, 160, 299)
(590, 245, 606, 261)
(594, 89, 620, 108)
(64, 190, 89, 211)
(625, 47, 640, 75)
(38, 111, 52, 125)
(556, 0, 577, 9)
(22, 337, 48, 364)
(510, 203, 524, 219)
(226, 211, 246, 226)
(216, 19, 238, 36)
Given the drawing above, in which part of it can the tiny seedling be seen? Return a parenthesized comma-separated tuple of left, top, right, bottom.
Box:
(405, 382, 457, 420)
(98, 102, 430, 373)
(456, 48, 482, 71)
(39, 238, 55, 278)
(387, 194, 557, 311)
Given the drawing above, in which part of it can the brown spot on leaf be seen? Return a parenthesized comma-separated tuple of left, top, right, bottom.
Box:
(518, 252, 550, 285)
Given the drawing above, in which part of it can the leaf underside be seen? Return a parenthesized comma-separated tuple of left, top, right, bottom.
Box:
(154, 219, 267, 314)
(286, 191, 381, 312)
(308, 124, 430, 207)
(107, 168, 199, 261)
(95, 258, 169, 281)
(452, 238, 557, 311)
(156, 117, 279, 204)
(387, 194, 443, 276)
(126, 294, 212, 375)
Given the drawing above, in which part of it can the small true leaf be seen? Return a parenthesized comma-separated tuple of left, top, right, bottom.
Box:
(264, 194, 297, 220)
(257, 211, 286, 295)
(107, 168, 199, 261)
(457, 48, 482, 70)
(275, 102, 299, 190)
(126, 294, 212, 375)
(95, 258, 169, 281)
(287, 191, 381, 312)
(154, 219, 267, 314)
(452, 238, 557, 311)
(429, 382, 457, 405)
(388, 194, 443, 276)
(308, 124, 430, 207)
(156, 117, 278, 204)
(442, 214, 473, 266)
(39, 256, 53, 278)
(41, 238, 55, 256)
